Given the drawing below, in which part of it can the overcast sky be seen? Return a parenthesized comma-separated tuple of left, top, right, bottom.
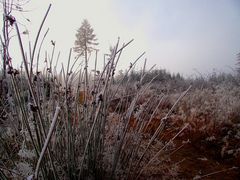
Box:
(2, 0, 240, 76)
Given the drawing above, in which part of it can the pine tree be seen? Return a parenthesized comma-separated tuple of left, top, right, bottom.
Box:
(74, 19, 98, 57)
(74, 19, 98, 95)
(237, 52, 240, 74)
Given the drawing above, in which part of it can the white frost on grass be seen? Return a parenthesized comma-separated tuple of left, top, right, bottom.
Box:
(18, 148, 35, 159)
(18, 141, 36, 159)
(15, 162, 33, 177)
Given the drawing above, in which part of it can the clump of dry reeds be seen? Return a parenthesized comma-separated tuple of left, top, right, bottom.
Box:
(0, 3, 191, 180)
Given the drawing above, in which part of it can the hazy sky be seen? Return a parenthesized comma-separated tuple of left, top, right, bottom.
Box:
(2, 0, 240, 76)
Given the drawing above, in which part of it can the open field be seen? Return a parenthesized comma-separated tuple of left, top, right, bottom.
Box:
(1, 59, 239, 179)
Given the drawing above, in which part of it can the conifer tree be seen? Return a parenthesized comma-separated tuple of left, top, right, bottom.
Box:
(74, 19, 98, 95)
(74, 19, 98, 57)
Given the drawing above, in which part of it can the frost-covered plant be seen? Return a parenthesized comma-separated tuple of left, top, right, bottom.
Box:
(0, 3, 192, 179)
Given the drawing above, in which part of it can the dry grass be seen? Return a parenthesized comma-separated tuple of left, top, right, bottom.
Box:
(1, 2, 240, 180)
